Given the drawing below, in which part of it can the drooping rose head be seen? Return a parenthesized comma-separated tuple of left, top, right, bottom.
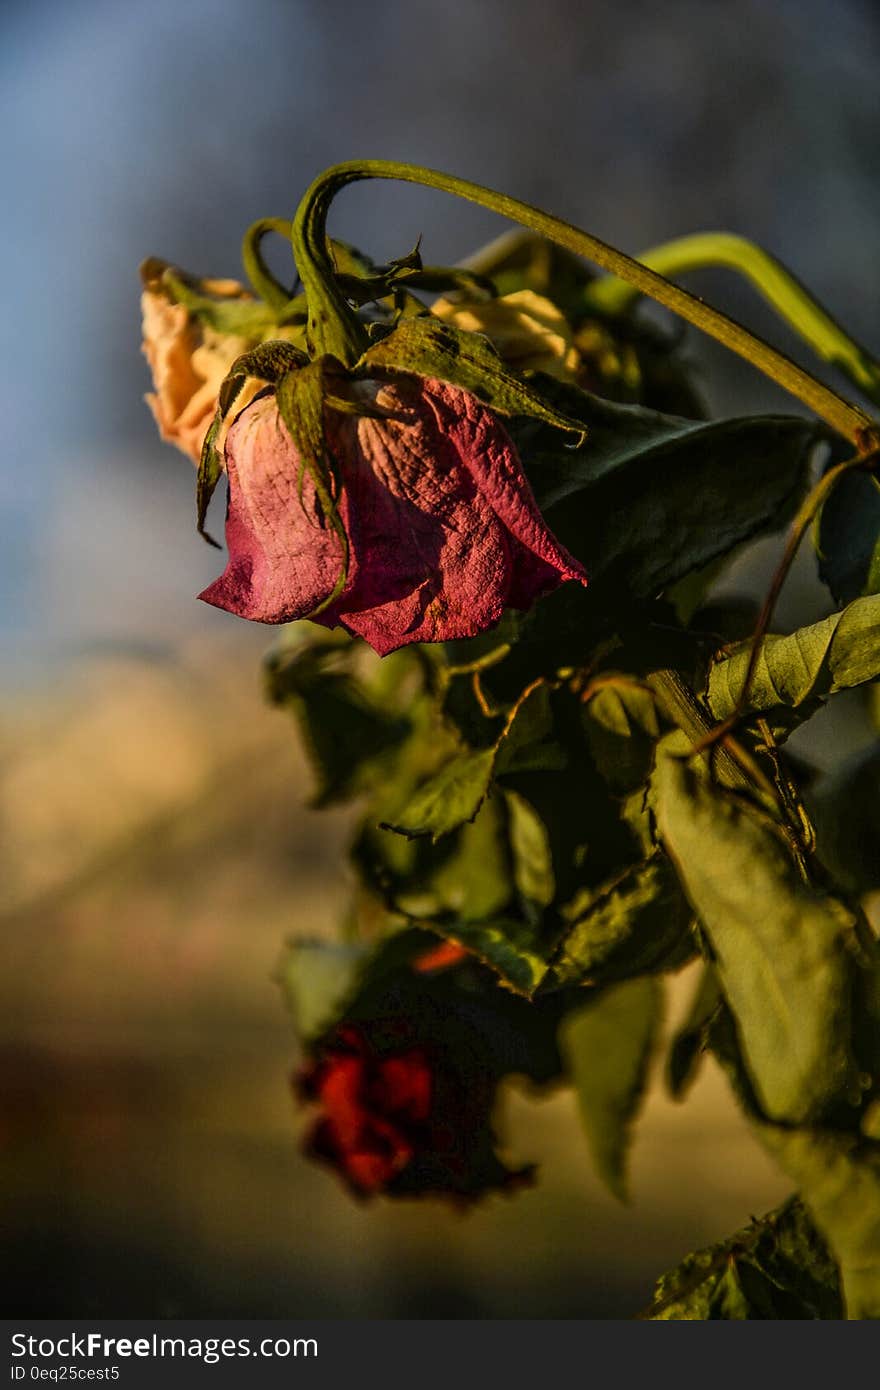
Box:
(297, 1022, 533, 1201)
(199, 372, 587, 656)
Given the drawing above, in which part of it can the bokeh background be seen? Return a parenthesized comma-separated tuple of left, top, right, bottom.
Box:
(3, 0, 879, 1317)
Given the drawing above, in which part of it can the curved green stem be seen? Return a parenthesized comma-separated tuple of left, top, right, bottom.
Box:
(291, 161, 877, 446)
(241, 217, 297, 314)
(291, 182, 371, 364)
(585, 232, 880, 408)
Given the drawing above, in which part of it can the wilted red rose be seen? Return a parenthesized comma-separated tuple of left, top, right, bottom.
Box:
(296, 1022, 533, 1201)
(199, 373, 587, 656)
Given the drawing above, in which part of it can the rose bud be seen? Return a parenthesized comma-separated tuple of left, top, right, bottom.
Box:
(296, 1022, 533, 1201)
(199, 373, 588, 656)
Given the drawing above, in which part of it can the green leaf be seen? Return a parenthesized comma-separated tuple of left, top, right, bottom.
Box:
(707, 593, 880, 724)
(381, 747, 496, 841)
(512, 382, 816, 605)
(440, 916, 552, 997)
(383, 681, 559, 842)
(276, 939, 370, 1042)
(756, 1125, 880, 1319)
(549, 856, 694, 988)
(394, 798, 515, 924)
(666, 965, 722, 1101)
(363, 315, 585, 438)
(559, 977, 661, 1202)
(644, 1197, 843, 1320)
(275, 359, 349, 614)
(581, 678, 663, 794)
(265, 640, 412, 806)
(654, 749, 862, 1124)
(494, 683, 567, 776)
(817, 464, 880, 603)
(503, 789, 555, 909)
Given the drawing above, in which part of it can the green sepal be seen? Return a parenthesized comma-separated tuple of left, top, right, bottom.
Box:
(275, 358, 350, 617)
(196, 412, 225, 547)
(361, 316, 586, 440)
(141, 257, 283, 336)
(160, 266, 283, 336)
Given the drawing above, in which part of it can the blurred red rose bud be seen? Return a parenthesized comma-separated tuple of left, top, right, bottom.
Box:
(296, 1022, 533, 1201)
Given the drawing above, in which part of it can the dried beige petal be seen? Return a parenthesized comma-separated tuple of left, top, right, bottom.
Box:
(141, 272, 256, 465)
(432, 289, 581, 380)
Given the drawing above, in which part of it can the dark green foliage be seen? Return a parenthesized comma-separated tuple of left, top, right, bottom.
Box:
(654, 749, 864, 1125)
(808, 744, 880, 894)
(818, 461, 880, 603)
(515, 384, 817, 615)
(264, 235, 880, 1316)
(560, 976, 662, 1201)
(644, 1198, 843, 1319)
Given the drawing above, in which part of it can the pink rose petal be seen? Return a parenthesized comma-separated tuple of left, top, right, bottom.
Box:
(200, 372, 587, 655)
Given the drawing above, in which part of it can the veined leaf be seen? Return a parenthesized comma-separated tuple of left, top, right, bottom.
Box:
(559, 977, 661, 1202)
(439, 915, 552, 997)
(644, 1197, 842, 1320)
(503, 789, 555, 909)
(654, 749, 862, 1124)
(381, 747, 497, 841)
(383, 682, 555, 841)
(512, 382, 816, 605)
(707, 593, 880, 723)
(265, 644, 412, 806)
(581, 678, 663, 794)
(549, 856, 694, 988)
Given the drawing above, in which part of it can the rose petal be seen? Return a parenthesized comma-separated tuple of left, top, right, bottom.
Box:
(200, 374, 586, 653)
(325, 377, 587, 654)
(198, 394, 349, 623)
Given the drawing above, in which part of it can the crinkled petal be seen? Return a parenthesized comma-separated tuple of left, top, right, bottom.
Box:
(198, 394, 348, 622)
(420, 378, 587, 603)
(200, 374, 586, 653)
(324, 376, 586, 653)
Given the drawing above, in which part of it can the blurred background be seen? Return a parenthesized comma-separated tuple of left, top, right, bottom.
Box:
(2, 0, 879, 1317)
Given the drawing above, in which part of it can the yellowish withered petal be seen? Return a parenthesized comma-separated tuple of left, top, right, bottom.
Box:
(431, 289, 581, 380)
(141, 287, 255, 466)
